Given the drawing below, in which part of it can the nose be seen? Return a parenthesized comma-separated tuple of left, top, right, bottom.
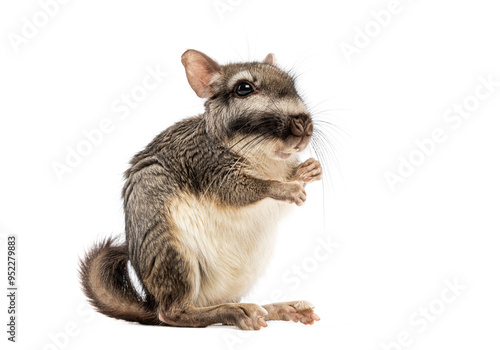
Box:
(290, 114, 313, 137)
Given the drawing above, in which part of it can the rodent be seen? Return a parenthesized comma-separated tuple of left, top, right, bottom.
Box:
(79, 49, 322, 330)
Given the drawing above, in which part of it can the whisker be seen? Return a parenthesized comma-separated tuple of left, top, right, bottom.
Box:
(211, 131, 273, 203)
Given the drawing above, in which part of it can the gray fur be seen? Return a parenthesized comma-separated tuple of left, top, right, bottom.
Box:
(79, 50, 322, 329)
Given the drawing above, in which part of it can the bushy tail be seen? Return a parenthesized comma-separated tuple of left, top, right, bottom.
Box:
(79, 238, 158, 325)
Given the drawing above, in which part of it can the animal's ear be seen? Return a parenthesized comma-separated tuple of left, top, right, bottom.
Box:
(181, 50, 221, 98)
(263, 53, 276, 65)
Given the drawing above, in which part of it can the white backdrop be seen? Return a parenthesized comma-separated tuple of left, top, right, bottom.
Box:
(1, 0, 500, 349)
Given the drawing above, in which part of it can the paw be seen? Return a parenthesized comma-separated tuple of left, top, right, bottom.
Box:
(280, 181, 307, 206)
(263, 300, 320, 325)
(234, 303, 268, 330)
(292, 158, 322, 183)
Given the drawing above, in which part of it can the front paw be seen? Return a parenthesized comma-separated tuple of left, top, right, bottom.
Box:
(271, 181, 307, 206)
(292, 158, 322, 183)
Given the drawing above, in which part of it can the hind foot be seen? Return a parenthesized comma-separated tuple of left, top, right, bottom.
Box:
(262, 300, 320, 325)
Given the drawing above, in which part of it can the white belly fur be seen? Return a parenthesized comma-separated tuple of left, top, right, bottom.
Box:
(169, 193, 292, 307)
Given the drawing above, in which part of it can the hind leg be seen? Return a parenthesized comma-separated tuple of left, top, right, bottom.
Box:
(159, 302, 268, 330)
(262, 300, 320, 325)
(136, 226, 269, 330)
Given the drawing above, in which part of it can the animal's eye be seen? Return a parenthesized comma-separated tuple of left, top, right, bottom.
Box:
(235, 81, 254, 97)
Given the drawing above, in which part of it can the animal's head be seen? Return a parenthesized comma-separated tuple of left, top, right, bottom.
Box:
(181, 49, 313, 161)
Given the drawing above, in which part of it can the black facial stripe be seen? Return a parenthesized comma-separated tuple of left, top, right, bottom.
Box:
(227, 115, 285, 138)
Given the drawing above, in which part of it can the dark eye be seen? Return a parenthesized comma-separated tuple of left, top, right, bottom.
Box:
(235, 81, 254, 97)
